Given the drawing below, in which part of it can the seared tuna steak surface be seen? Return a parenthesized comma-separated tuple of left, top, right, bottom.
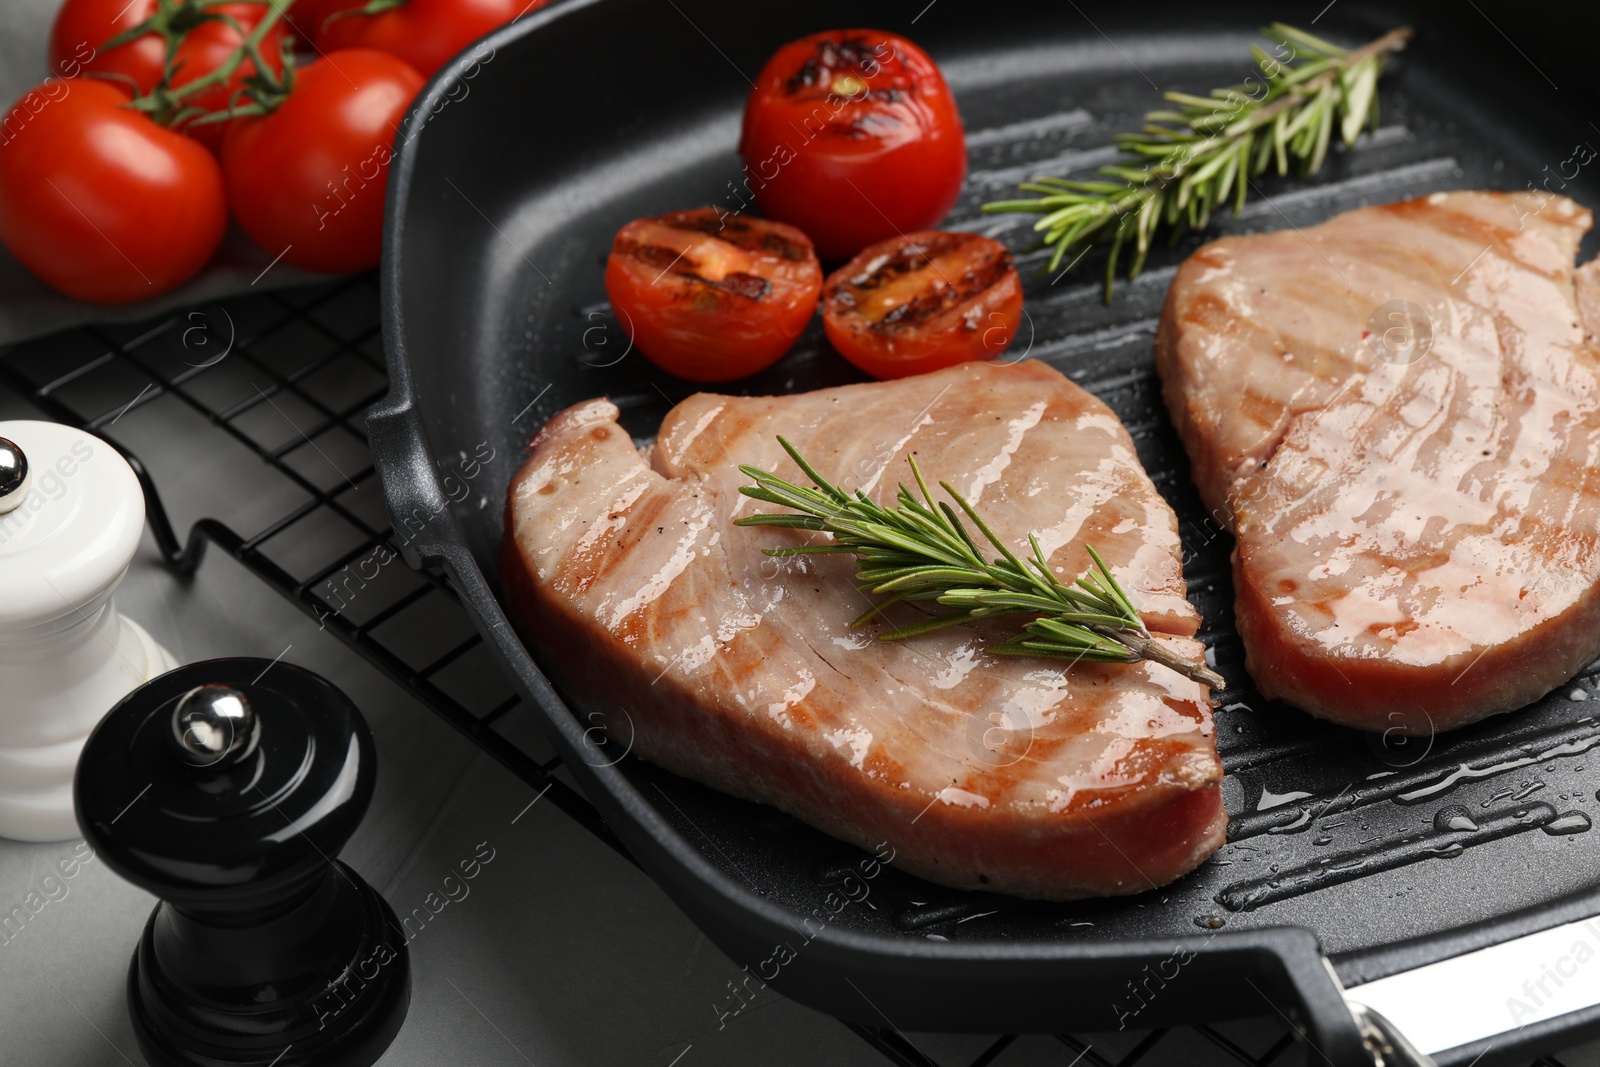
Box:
(503, 361, 1224, 900)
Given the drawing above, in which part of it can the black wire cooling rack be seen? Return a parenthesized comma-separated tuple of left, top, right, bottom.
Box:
(0, 275, 1579, 1067)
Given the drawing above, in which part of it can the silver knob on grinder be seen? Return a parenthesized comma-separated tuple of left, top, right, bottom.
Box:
(171, 685, 258, 767)
(0, 437, 27, 515)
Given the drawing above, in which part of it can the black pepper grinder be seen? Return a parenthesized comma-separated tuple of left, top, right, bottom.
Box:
(75, 658, 411, 1067)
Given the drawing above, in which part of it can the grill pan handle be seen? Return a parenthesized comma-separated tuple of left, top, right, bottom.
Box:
(1346, 1002, 1438, 1067)
(365, 389, 457, 572)
(1339, 909, 1600, 1064)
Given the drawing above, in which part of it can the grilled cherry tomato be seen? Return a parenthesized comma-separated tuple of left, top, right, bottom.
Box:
(605, 208, 822, 382)
(313, 0, 544, 76)
(0, 79, 227, 303)
(822, 231, 1021, 380)
(221, 49, 424, 274)
(739, 30, 966, 261)
(49, 0, 286, 152)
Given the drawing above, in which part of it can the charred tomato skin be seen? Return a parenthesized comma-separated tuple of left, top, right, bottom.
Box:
(823, 231, 1022, 380)
(605, 208, 823, 383)
(739, 29, 966, 261)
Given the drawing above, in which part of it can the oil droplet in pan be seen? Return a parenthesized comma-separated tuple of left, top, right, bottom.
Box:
(1433, 805, 1479, 833)
(1543, 811, 1593, 836)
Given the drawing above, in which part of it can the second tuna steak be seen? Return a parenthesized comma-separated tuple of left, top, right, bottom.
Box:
(1158, 190, 1600, 735)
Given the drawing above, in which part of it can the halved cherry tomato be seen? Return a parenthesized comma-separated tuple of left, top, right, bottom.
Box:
(0, 79, 227, 303)
(822, 231, 1021, 380)
(739, 30, 966, 261)
(49, 0, 286, 153)
(314, 0, 545, 76)
(221, 49, 424, 274)
(605, 208, 822, 382)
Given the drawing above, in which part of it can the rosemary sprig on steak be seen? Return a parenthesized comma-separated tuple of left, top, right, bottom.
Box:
(736, 438, 1225, 689)
(982, 22, 1412, 298)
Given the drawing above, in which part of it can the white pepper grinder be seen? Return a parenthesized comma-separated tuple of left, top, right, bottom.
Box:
(0, 421, 178, 842)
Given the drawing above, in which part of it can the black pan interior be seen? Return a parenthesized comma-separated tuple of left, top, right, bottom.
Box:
(383, 0, 1600, 1040)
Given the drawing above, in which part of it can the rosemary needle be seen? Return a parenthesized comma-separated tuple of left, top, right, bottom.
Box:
(982, 22, 1413, 299)
(735, 438, 1225, 690)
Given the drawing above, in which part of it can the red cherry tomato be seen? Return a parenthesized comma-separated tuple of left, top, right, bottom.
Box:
(0, 79, 227, 303)
(281, 0, 360, 43)
(221, 49, 424, 274)
(315, 0, 545, 77)
(604, 208, 823, 382)
(48, 0, 165, 91)
(740, 30, 966, 261)
(822, 231, 1022, 380)
(171, 6, 288, 153)
(49, 1, 286, 153)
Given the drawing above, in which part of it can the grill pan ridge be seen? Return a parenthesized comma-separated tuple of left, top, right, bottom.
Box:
(369, 2, 1600, 1061)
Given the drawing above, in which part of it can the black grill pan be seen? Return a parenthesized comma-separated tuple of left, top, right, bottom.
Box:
(367, 2, 1600, 1063)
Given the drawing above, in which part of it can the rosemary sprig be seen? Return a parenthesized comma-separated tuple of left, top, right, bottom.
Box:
(735, 438, 1224, 690)
(982, 22, 1412, 299)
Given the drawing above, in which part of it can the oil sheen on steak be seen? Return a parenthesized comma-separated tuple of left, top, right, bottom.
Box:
(1157, 190, 1600, 735)
(502, 360, 1223, 900)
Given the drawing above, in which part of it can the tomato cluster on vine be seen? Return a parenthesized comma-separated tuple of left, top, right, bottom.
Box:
(1, 0, 544, 304)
